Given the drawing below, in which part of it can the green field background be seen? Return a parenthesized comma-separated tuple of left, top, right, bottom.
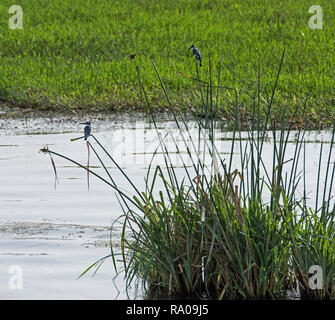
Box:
(0, 0, 334, 123)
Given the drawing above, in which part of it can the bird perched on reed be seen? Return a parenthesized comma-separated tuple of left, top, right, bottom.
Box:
(189, 44, 202, 67)
(80, 121, 91, 140)
(70, 121, 91, 142)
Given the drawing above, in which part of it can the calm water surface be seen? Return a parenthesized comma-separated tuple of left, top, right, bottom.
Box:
(0, 114, 333, 299)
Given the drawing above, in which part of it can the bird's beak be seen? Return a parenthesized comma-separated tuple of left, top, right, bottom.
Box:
(188, 46, 192, 50)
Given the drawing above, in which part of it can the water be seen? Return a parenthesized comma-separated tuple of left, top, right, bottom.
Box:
(0, 114, 333, 299)
(0, 114, 152, 300)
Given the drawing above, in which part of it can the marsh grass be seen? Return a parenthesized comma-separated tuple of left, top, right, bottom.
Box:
(41, 51, 335, 299)
(1, 0, 335, 124)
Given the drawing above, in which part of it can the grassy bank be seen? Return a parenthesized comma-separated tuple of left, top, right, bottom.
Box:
(0, 0, 334, 125)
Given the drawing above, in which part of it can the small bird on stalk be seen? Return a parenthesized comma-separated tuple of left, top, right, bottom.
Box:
(189, 44, 202, 67)
(70, 121, 91, 142)
(81, 121, 91, 140)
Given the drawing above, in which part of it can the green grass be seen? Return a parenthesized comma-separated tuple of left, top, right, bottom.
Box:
(0, 0, 334, 124)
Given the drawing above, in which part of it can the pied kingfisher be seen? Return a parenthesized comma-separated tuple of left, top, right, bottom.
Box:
(189, 44, 202, 67)
(80, 121, 91, 140)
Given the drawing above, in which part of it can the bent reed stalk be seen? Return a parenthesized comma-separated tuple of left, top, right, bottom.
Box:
(41, 50, 335, 299)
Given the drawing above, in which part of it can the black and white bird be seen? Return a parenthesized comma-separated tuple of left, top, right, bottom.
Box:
(189, 44, 202, 67)
(80, 121, 91, 140)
